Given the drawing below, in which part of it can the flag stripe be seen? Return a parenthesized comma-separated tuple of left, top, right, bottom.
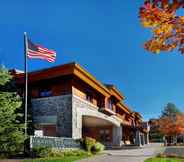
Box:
(28, 48, 56, 56)
(27, 52, 55, 61)
(29, 56, 55, 62)
(28, 49, 56, 58)
(27, 53, 55, 60)
(27, 38, 56, 62)
(27, 55, 55, 62)
(37, 46, 56, 54)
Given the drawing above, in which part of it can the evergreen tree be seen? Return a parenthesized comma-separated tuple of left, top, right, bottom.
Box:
(0, 66, 24, 156)
(161, 102, 182, 118)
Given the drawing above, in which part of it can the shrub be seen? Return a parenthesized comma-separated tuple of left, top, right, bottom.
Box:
(64, 150, 91, 156)
(31, 147, 52, 158)
(91, 142, 105, 154)
(81, 137, 105, 154)
(47, 149, 64, 157)
(83, 137, 96, 152)
(47, 149, 91, 158)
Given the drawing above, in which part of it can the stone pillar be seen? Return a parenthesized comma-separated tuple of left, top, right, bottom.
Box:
(72, 104, 82, 139)
(135, 130, 141, 146)
(142, 134, 145, 145)
(57, 95, 73, 137)
(145, 133, 149, 144)
(71, 95, 82, 139)
(112, 126, 122, 146)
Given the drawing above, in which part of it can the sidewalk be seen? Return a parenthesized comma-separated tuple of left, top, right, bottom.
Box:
(77, 143, 163, 162)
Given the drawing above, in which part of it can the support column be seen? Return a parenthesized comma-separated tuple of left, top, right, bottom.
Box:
(135, 130, 141, 146)
(112, 126, 122, 146)
(142, 134, 145, 145)
(145, 133, 149, 144)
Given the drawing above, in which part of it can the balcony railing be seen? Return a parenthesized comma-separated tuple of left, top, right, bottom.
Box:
(115, 114, 133, 126)
(99, 107, 116, 115)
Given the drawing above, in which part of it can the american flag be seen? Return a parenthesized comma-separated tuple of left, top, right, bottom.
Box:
(27, 39, 56, 62)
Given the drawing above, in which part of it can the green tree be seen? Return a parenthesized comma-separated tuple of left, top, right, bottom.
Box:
(0, 66, 24, 157)
(161, 102, 182, 118)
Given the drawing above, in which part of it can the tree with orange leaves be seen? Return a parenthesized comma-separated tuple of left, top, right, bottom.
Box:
(158, 114, 184, 144)
(139, 0, 184, 54)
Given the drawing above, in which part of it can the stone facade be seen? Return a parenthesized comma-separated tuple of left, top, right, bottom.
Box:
(72, 95, 122, 146)
(32, 95, 73, 137)
(31, 94, 123, 146)
(31, 94, 148, 147)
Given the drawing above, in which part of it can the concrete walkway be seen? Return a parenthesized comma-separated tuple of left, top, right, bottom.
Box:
(78, 143, 163, 162)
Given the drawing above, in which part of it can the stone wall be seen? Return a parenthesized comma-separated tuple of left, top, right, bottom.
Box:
(31, 94, 122, 146)
(31, 95, 73, 137)
(30, 136, 80, 149)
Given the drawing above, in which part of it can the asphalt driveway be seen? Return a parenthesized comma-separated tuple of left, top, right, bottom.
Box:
(78, 143, 163, 162)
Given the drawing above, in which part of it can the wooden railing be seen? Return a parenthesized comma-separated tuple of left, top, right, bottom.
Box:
(116, 114, 132, 126)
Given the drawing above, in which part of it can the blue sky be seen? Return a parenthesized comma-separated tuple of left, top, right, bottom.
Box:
(1, 0, 184, 120)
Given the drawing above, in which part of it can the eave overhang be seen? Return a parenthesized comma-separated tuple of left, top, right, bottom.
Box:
(14, 62, 111, 97)
(117, 102, 132, 115)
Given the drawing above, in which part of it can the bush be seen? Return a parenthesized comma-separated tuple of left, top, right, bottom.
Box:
(47, 149, 64, 158)
(81, 137, 105, 154)
(83, 137, 96, 152)
(44, 148, 91, 158)
(31, 147, 52, 158)
(91, 142, 105, 154)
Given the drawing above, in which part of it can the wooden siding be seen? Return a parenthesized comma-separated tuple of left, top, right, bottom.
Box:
(29, 76, 72, 98)
(72, 76, 104, 107)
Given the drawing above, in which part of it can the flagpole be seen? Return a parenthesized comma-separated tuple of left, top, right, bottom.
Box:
(24, 32, 28, 140)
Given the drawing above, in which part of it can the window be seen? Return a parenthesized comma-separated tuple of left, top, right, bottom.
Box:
(108, 99, 113, 110)
(39, 88, 52, 97)
(86, 91, 93, 103)
(116, 107, 120, 114)
(132, 120, 135, 127)
(99, 129, 111, 142)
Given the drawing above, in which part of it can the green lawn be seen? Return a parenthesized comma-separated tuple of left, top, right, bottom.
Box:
(145, 158, 184, 162)
(23, 155, 90, 162)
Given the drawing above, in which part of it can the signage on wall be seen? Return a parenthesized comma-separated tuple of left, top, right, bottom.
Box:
(34, 130, 43, 137)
